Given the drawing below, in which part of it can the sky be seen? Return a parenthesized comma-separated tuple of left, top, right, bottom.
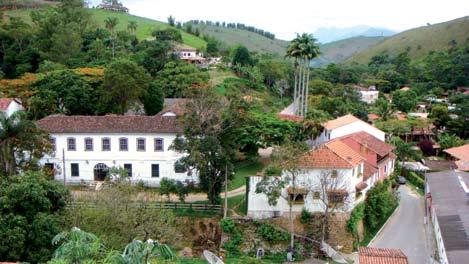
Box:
(90, 0, 469, 40)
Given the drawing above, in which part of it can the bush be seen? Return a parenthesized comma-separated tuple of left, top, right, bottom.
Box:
(256, 223, 289, 242)
(346, 203, 365, 238)
(300, 208, 313, 224)
(364, 181, 398, 232)
(264, 165, 282, 176)
(418, 139, 435, 156)
(220, 218, 236, 233)
(405, 171, 425, 189)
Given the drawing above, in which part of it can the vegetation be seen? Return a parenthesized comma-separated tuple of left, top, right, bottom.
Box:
(346, 16, 469, 64)
(0, 171, 69, 263)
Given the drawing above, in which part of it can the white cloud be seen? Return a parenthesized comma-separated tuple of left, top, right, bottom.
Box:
(91, 0, 469, 40)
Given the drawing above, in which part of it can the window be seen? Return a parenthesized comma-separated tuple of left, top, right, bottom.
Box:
(328, 190, 346, 204)
(84, 138, 93, 151)
(154, 138, 164, 151)
(102, 138, 111, 151)
(67, 138, 76, 151)
(384, 165, 387, 173)
(124, 164, 132, 177)
(313, 191, 321, 200)
(287, 187, 306, 204)
(50, 138, 56, 152)
(151, 164, 160, 177)
(71, 163, 79, 177)
(119, 138, 128, 151)
(137, 138, 146, 151)
(174, 161, 187, 173)
(331, 170, 338, 178)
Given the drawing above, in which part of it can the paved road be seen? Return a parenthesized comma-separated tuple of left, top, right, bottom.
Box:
(371, 185, 432, 263)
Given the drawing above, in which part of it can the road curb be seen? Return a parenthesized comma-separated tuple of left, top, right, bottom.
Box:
(367, 194, 400, 246)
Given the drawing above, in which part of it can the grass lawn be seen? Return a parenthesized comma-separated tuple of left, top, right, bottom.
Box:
(228, 160, 264, 191)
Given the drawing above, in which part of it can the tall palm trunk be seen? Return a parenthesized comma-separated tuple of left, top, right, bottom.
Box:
(304, 60, 310, 116)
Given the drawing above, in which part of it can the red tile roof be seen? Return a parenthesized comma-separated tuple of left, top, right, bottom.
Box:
(339, 131, 394, 156)
(298, 141, 363, 169)
(444, 144, 469, 162)
(0, 98, 19, 111)
(326, 140, 364, 166)
(368, 113, 380, 121)
(323, 114, 361, 130)
(363, 161, 378, 181)
(36, 115, 182, 133)
(359, 247, 409, 264)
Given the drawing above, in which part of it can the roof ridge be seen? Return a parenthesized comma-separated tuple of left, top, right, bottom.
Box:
(325, 141, 364, 166)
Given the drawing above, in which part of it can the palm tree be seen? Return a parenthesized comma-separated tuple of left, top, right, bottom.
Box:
(127, 21, 137, 35)
(286, 33, 320, 117)
(0, 111, 38, 176)
(104, 17, 119, 57)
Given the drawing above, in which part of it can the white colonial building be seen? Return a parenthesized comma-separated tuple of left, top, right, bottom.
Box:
(0, 98, 24, 117)
(248, 140, 368, 219)
(314, 114, 385, 145)
(36, 114, 195, 186)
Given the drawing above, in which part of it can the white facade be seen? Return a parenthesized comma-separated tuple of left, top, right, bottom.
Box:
(1, 99, 24, 117)
(41, 132, 195, 187)
(359, 90, 379, 104)
(315, 120, 385, 145)
(247, 164, 365, 219)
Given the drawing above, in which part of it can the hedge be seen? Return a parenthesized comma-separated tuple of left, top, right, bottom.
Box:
(405, 171, 425, 190)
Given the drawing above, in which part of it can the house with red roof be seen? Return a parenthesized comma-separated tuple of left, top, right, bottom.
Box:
(0, 98, 23, 117)
(314, 114, 385, 146)
(247, 131, 396, 219)
(359, 247, 409, 264)
(444, 144, 469, 171)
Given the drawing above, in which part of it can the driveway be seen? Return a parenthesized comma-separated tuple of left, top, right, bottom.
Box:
(370, 185, 433, 263)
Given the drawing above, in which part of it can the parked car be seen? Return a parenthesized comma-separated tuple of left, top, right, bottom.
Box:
(398, 176, 407, 185)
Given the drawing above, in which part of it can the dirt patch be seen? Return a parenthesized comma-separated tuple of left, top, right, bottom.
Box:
(175, 216, 222, 256)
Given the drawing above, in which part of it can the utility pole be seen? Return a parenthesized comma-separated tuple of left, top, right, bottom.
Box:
(224, 164, 228, 218)
(62, 148, 66, 185)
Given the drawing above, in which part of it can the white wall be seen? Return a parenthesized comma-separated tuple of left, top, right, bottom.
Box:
(359, 91, 379, 104)
(247, 165, 364, 219)
(41, 132, 195, 187)
(4, 100, 24, 117)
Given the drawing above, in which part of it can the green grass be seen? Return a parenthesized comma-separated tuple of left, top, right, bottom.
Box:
(192, 24, 289, 55)
(3, 8, 207, 50)
(346, 16, 469, 64)
(228, 161, 264, 191)
(209, 68, 237, 87)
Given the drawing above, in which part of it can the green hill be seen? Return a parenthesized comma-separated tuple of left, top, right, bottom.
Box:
(3, 7, 207, 50)
(311, 36, 386, 67)
(345, 16, 469, 64)
(191, 24, 289, 55)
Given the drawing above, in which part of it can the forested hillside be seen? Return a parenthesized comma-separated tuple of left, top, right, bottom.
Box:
(346, 16, 469, 64)
(311, 36, 386, 67)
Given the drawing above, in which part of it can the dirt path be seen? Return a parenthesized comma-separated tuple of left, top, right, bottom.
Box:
(181, 185, 246, 202)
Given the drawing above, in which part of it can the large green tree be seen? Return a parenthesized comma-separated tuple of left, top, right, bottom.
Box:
(154, 61, 209, 98)
(0, 172, 69, 263)
(140, 82, 164, 115)
(101, 59, 150, 114)
(30, 70, 97, 119)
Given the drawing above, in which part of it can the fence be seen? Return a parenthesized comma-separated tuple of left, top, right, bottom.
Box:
(68, 201, 223, 214)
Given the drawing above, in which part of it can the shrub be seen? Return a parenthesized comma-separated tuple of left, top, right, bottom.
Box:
(220, 218, 236, 233)
(264, 165, 282, 176)
(300, 208, 313, 224)
(405, 171, 425, 189)
(364, 181, 398, 232)
(256, 223, 289, 242)
(346, 203, 365, 238)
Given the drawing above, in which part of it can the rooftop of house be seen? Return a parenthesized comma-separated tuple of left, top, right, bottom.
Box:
(359, 247, 409, 264)
(338, 131, 394, 157)
(367, 113, 380, 121)
(445, 144, 469, 162)
(174, 44, 197, 52)
(426, 171, 469, 263)
(0, 98, 21, 111)
(36, 114, 182, 134)
(298, 140, 363, 169)
(159, 98, 189, 117)
(323, 114, 362, 130)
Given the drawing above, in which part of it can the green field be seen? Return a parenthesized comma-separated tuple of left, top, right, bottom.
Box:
(192, 24, 289, 55)
(3, 8, 207, 50)
(345, 16, 469, 64)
